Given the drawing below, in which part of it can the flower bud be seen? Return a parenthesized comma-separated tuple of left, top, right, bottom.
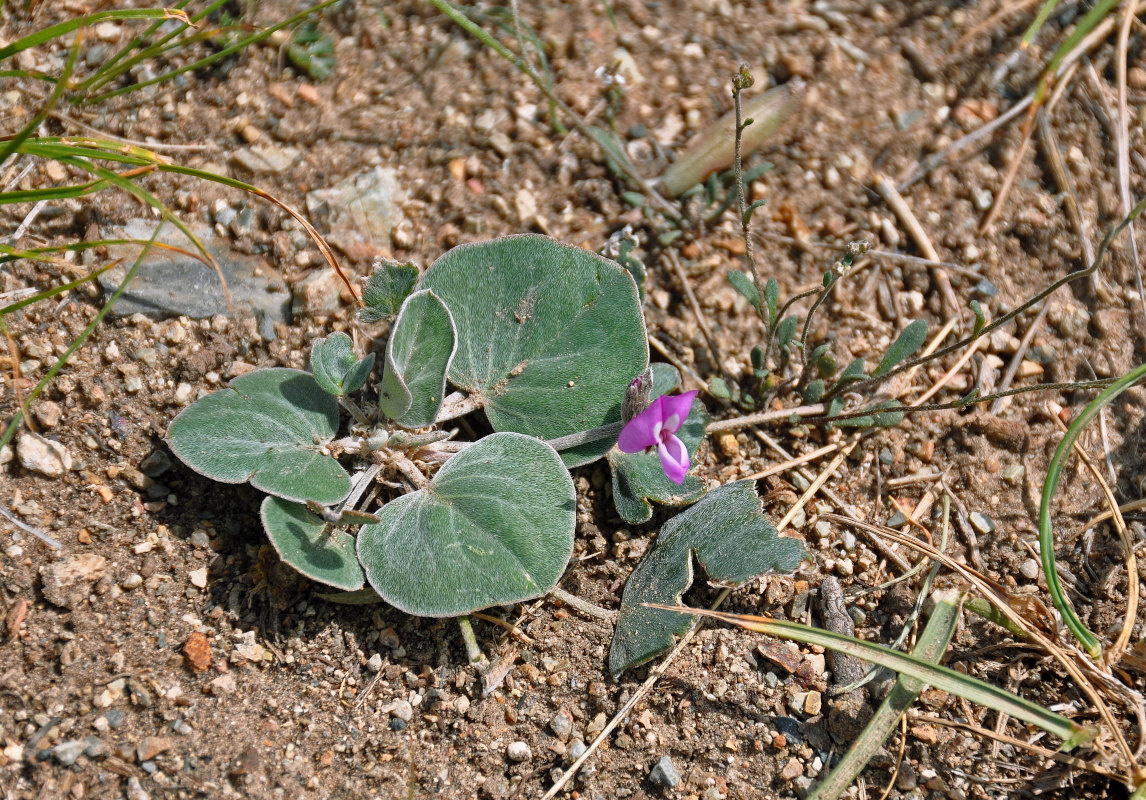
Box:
(622, 367, 655, 423)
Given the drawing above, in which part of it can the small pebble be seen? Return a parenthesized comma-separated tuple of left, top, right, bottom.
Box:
(389, 718, 407, 732)
(189, 568, 208, 589)
(506, 741, 532, 762)
(567, 740, 587, 761)
(365, 653, 383, 673)
(121, 574, 143, 591)
(388, 699, 413, 722)
(969, 512, 995, 534)
(549, 708, 573, 742)
(52, 740, 86, 766)
(648, 755, 681, 788)
(1020, 559, 1040, 580)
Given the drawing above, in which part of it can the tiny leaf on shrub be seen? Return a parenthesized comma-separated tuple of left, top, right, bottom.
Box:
(261, 496, 365, 591)
(803, 378, 824, 404)
(764, 277, 779, 327)
(970, 299, 986, 337)
(873, 319, 927, 378)
(378, 289, 457, 428)
(356, 432, 575, 617)
(166, 368, 350, 505)
(708, 376, 731, 400)
(360, 260, 419, 322)
(418, 235, 648, 467)
(608, 480, 807, 675)
(728, 270, 762, 316)
(310, 332, 375, 397)
(286, 21, 335, 81)
(776, 315, 799, 350)
(836, 357, 867, 386)
(608, 364, 707, 524)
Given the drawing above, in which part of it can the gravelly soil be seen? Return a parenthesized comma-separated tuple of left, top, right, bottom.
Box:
(2, 1, 1146, 799)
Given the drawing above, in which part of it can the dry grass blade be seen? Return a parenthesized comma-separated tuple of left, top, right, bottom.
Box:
(820, 513, 1142, 781)
(910, 712, 1128, 782)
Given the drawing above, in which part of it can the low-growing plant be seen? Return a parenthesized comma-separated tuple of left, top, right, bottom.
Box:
(166, 235, 685, 620)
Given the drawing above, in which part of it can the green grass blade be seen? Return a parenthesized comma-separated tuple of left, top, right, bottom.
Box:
(807, 591, 961, 800)
(0, 179, 109, 204)
(1037, 0, 1119, 102)
(82, 0, 341, 105)
(1039, 361, 1146, 658)
(647, 605, 1096, 750)
(74, 0, 208, 96)
(0, 9, 188, 63)
(0, 238, 204, 266)
(0, 31, 81, 169)
(0, 223, 164, 453)
(1020, 0, 1063, 48)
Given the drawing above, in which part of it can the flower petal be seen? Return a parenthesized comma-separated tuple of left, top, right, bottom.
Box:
(658, 390, 698, 435)
(658, 433, 690, 484)
(617, 398, 663, 453)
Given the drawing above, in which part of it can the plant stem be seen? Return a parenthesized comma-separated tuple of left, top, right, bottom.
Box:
(545, 421, 624, 452)
(731, 65, 767, 331)
(456, 615, 483, 663)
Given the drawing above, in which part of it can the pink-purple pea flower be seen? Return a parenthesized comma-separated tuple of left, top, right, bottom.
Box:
(617, 390, 698, 484)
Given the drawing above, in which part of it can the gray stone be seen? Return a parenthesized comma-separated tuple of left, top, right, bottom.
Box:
(648, 756, 680, 789)
(232, 143, 300, 174)
(567, 740, 586, 761)
(388, 699, 413, 722)
(83, 735, 107, 758)
(365, 653, 383, 673)
(305, 167, 405, 260)
(127, 776, 150, 800)
(969, 512, 996, 534)
(96, 219, 290, 323)
(52, 740, 86, 766)
(139, 450, 172, 477)
(1020, 559, 1040, 581)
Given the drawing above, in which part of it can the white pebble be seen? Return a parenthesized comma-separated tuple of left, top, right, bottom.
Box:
(507, 741, 532, 762)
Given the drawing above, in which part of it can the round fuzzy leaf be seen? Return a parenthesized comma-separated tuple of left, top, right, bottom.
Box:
(261, 496, 364, 591)
(607, 364, 707, 524)
(311, 332, 375, 396)
(356, 432, 575, 617)
(378, 290, 457, 428)
(418, 235, 648, 467)
(166, 367, 350, 504)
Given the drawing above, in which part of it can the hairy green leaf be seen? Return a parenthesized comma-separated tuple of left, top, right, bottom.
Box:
(419, 235, 648, 467)
(166, 368, 350, 504)
(357, 433, 575, 617)
(310, 332, 375, 396)
(261, 496, 364, 591)
(378, 290, 457, 428)
(873, 319, 927, 378)
(609, 481, 807, 675)
(360, 260, 419, 322)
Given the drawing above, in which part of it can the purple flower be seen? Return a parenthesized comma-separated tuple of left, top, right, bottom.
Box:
(617, 390, 698, 484)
